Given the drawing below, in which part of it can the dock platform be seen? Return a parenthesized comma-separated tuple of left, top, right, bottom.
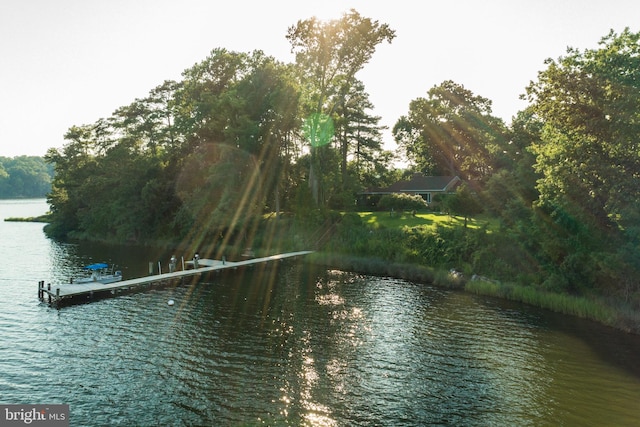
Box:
(39, 251, 313, 307)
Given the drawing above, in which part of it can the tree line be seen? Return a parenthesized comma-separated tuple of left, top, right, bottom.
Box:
(45, 10, 398, 243)
(45, 11, 640, 303)
(0, 156, 53, 198)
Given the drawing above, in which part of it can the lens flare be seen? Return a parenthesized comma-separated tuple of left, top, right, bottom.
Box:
(303, 113, 334, 147)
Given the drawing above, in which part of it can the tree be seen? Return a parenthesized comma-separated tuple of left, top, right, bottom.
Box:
(394, 80, 508, 182)
(287, 9, 395, 206)
(223, 57, 301, 215)
(482, 107, 541, 224)
(524, 28, 640, 294)
(526, 29, 640, 232)
(334, 79, 390, 190)
(174, 48, 254, 150)
(111, 80, 181, 159)
(444, 183, 482, 227)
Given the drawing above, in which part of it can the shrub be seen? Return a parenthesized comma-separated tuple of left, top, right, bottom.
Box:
(341, 211, 363, 227)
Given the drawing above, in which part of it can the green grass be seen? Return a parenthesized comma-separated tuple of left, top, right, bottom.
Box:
(356, 211, 496, 231)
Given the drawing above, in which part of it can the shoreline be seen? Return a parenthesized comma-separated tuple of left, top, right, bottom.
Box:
(304, 251, 640, 335)
(4, 214, 51, 223)
(14, 212, 639, 335)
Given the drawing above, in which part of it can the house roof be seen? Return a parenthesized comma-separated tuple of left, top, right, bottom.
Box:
(362, 174, 461, 195)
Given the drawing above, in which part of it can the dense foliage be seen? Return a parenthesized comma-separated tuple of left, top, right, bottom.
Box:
(0, 156, 53, 198)
(44, 14, 640, 313)
(393, 80, 509, 182)
(390, 28, 640, 307)
(521, 29, 640, 301)
(45, 11, 395, 243)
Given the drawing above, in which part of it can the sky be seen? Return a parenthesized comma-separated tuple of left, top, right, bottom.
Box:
(1, 0, 639, 158)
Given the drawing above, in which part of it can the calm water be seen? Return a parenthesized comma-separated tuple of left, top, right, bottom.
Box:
(1, 199, 640, 426)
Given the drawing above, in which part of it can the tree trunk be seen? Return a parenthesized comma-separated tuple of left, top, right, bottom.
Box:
(341, 130, 348, 191)
(309, 156, 319, 206)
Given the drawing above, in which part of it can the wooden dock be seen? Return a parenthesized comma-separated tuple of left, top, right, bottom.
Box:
(38, 251, 313, 307)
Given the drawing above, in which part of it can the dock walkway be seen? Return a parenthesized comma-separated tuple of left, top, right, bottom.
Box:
(39, 251, 313, 307)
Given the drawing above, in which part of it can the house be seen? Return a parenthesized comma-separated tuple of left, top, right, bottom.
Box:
(359, 174, 461, 207)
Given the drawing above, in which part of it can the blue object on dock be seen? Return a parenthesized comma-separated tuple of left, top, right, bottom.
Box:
(83, 263, 109, 270)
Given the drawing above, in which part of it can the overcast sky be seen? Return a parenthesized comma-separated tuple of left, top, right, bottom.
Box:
(1, 0, 639, 157)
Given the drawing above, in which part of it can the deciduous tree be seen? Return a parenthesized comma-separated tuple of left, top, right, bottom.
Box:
(525, 28, 640, 294)
(287, 9, 395, 205)
(394, 80, 507, 182)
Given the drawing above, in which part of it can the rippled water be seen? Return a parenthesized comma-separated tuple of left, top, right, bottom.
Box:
(1, 199, 640, 426)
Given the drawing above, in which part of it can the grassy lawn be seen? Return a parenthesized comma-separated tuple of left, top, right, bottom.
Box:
(356, 211, 496, 231)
